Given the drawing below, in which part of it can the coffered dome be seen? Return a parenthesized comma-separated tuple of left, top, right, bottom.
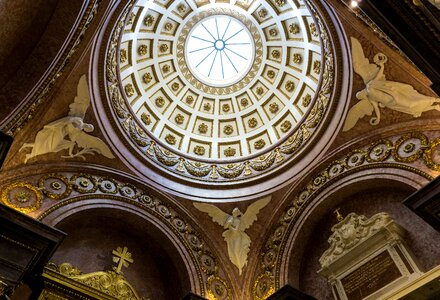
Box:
(98, 0, 350, 200)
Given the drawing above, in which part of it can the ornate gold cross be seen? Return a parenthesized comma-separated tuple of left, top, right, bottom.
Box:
(112, 246, 134, 274)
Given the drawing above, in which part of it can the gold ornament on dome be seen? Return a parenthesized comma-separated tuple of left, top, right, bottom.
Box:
(144, 15, 154, 26)
(310, 22, 318, 37)
(267, 70, 275, 79)
(254, 139, 266, 149)
(159, 44, 168, 53)
(275, 0, 286, 6)
(269, 103, 279, 113)
(285, 81, 295, 92)
(162, 64, 170, 73)
(222, 104, 231, 112)
(258, 8, 268, 18)
(269, 28, 278, 37)
(289, 23, 300, 34)
(142, 73, 152, 84)
(186, 95, 194, 104)
(138, 44, 148, 56)
(194, 145, 206, 156)
(241, 98, 249, 107)
(302, 94, 312, 107)
(175, 114, 185, 124)
(141, 113, 151, 125)
(127, 12, 135, 25)
(177, 4, 187, 13)
(164, 22, 173, 31)
(171, 82, 180, 91)
(293, 53, 302, 64)
(165, 134, 176, 145)
(271, 50, 280, 59)
(203, 103, 212, 111)
(198, 123, 208, 134)
(313, 60, 321, 74)
(124, 84, 134, 97)
(119, 49, 127, 63)
(224, 147, 236, 157)
(223, 125, 234, 135)
(248, 118, 258, 128)
(155, 96, 165, 107)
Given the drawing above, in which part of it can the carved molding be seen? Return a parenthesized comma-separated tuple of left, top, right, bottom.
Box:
(253, 131, 437, 298)
(318, 212, 392, 268)
(44, 262, 146, 300)
(0, 166, 232, 300)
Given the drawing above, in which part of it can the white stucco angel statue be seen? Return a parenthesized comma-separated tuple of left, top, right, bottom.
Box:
(343, 37, 440, 131)
(193, 196, 271, 275)
(20, 75, 115, 163)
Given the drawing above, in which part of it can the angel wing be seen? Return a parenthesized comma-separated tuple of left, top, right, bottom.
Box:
(68, 75, 90, 119)
(342, 99, 374, 131)
(351, 37, 379, 84)
(239, 196, 271, 231)
(74, 131, 115, 158)
(193, 203, 230, 226)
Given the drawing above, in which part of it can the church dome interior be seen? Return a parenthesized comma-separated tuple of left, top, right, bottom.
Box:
(0, 0, 440, 299)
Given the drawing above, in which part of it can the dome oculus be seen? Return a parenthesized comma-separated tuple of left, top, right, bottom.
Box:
(186, 15, 254, 87)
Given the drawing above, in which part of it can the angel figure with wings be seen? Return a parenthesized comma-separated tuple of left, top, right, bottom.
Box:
(194, 196, 271, 275)
(343, 37, 440, 131)
(20, 75, 115, 163)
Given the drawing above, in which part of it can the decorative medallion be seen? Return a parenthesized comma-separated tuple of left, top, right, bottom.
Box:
(1, 182, 43, 213)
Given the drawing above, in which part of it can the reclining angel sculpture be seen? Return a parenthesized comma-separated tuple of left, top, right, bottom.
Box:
(193, 196, 271, 275)
(20, 75, 115, 163)
(343, 37, 440, 131)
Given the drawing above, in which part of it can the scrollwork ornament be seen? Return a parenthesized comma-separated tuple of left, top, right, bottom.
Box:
(172, 217, 187, 233)
(199, 252, 217, 275)
(366, 139, 393, 162)
(327, 160, 345, 177)
(252, 272, 275, 300)
(207, 275, 231, 300)
(392, 132, 428, 163)
(1, 182, 43, 213)
(119, 183, 137, 199)
(98, 177, 119, 194)
(423, 137, 440, 171)
(138, 193, 155, 207)
(345, 149, 366, 167)
(38, 173, 72, 200)
(70, 174, 98, 194)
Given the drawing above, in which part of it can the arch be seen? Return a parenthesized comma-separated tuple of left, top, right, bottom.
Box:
(39, 196, 197, 299)
(0, 163, 233, 299)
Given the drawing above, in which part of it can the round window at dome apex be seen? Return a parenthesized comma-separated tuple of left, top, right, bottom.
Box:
(185, 15, 254, 87)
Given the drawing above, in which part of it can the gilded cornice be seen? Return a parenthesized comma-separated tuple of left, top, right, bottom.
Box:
(2, 0, 99, 136)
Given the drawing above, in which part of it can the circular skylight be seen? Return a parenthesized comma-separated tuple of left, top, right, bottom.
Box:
(186, 15, 254, 87)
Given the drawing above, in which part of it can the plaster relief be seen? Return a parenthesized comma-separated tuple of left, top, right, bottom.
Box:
(343, 37, 440, 132)
(194, 196, 271, 275)
(20, 75, 115, 163)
